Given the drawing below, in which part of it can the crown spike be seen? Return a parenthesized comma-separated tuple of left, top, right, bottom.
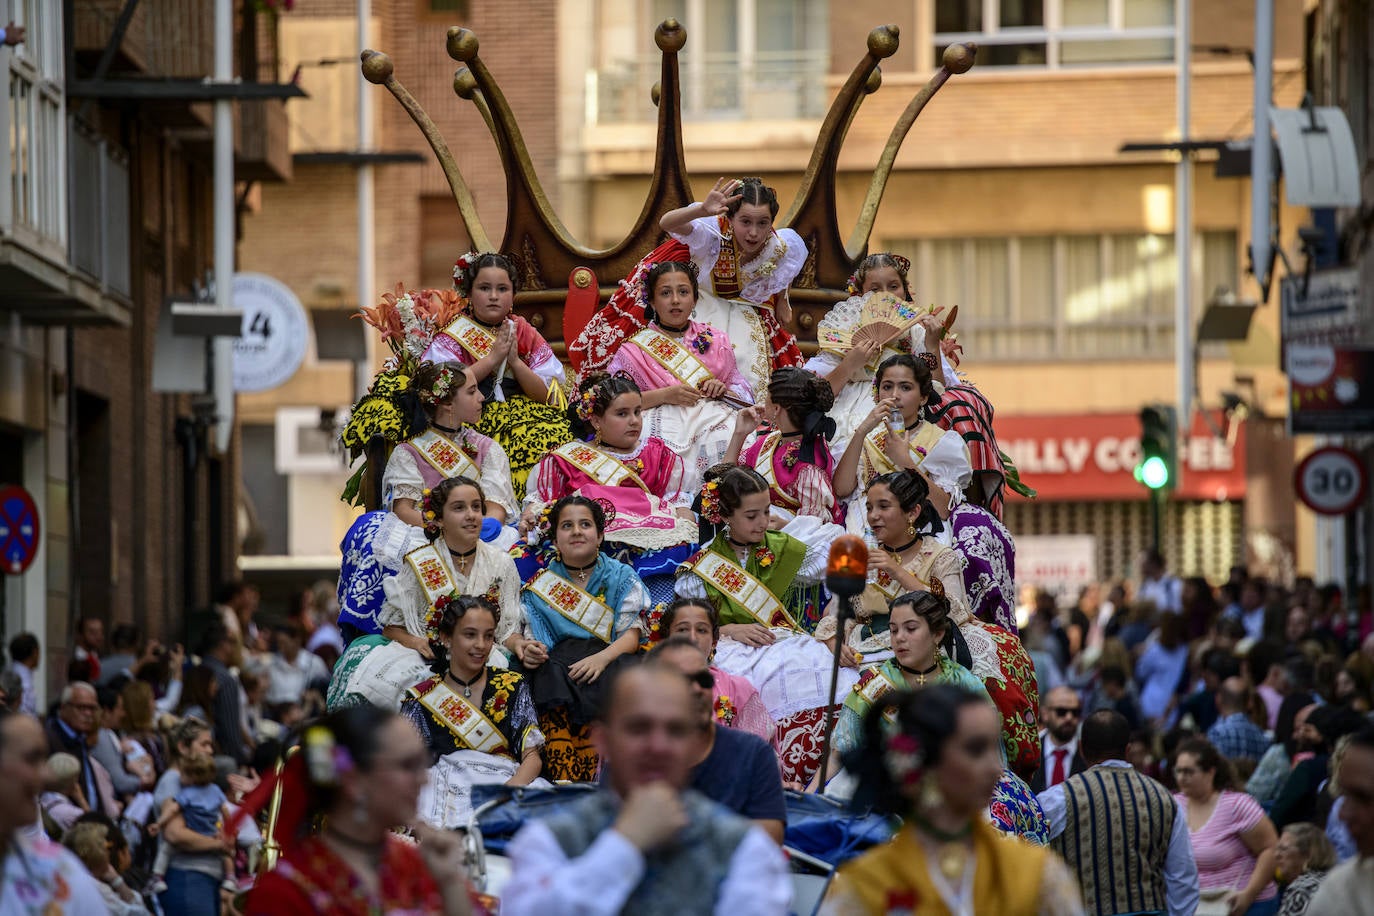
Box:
(361, 50, 492, 252)
(782, 25, 899, 300)
(846, 43, 978, 256)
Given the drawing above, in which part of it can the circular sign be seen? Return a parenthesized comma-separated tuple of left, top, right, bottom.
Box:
(0, 485, 41, 574)
(1295, 446, 1367, 516)
(232, 272, 309, 392)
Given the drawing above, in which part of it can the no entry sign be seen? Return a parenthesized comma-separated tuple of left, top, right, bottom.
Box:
(1295, 447, 1367, 516)
(0, 485, 40, 574)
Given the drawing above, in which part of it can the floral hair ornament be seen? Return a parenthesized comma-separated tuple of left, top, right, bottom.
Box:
(420, 488, 443, 534)
(574, 384, 601, 423)
(303, 724, 354, 787)
(425, 592, 456, 644)
(700, 480, 724, 524)
(534, 503, 555, 541)
(418, 366, 458, 406)
(452, 250, 479, 298)
(881, 717, 926, 789)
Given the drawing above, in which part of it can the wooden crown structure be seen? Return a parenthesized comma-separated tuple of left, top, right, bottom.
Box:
(359, 20, 976, 344)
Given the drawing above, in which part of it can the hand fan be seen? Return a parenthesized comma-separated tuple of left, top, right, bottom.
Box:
(851, 292, 924, 348)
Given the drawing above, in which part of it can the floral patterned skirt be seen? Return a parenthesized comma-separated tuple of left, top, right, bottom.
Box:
(539, 706, 599, 782)
(477, 396, 572, 503)
(990, 768, 1050, 845)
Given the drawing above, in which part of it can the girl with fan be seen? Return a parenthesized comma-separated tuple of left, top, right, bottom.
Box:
(818, 588, 1051, 845)
(725, 367, 843, 528)
(817, 470, 1042, 782)
(328, 477, 522, 712)
(605, 261, 753, 494)
(422, 252, 572, 500)
(675, 465, 857, 785)
(659, 177, 806, 394)
(834, 353, 973, 532)
(506, 496, 649, 781)
(521, 372, 698, 605)
(400, 595, 546, 828)
(382, 361, 519, 540)
(805, 254, 962, 464)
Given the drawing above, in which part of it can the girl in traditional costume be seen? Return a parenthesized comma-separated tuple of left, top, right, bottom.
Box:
(820, 684, 1084, 916)
(658, 597, 776, 748)
(726, 367, 843, 528)
(835, 354, 973, 532)
(675, 465, 856, 785)
(522, 372, 698, 604)
(815, 471, 964, 667)
(820, 470, 1040, 781)
(823, 589, 1050, 846)
(605, 261, 753, 493)
(422, 252, 572, 500)
(506, 496, 649, 780)
(382, 361, 519, 538)
(400, 595, 545, 828)
(240, 706, 487, 916)
(805, 254, 963, 463)
(328, 477, 522, 712)
(659, 177, 805, 393)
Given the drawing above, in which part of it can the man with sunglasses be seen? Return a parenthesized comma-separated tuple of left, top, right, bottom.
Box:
(1030, 685, 1088, 793)
(649, 637, 787, 844)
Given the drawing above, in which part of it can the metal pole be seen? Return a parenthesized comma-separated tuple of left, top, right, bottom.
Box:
(357, 0, 375, 400)
(1175, 0, 1192, 486)
(212, 0, 235, 452)
(1251, 0, 1275, 297)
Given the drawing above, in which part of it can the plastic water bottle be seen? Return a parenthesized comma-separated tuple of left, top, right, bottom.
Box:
(888, 408, 905, 434)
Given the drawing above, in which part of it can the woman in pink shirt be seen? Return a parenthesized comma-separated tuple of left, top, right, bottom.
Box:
(1174, 736, 1280, 916)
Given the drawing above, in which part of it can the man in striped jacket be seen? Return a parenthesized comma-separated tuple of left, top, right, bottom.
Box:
(1038, 710, 1199, 916)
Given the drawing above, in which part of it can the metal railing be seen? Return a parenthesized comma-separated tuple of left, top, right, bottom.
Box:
(589, 49, 829, 124)
(68, 122, 131, 298)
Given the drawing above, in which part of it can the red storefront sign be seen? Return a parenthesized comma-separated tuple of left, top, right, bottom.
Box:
(998, 411, 1246, 502)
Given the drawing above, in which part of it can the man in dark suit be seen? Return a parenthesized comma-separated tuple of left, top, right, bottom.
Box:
(43, 681, 114, 814)
(1029, 684, 1088, 792)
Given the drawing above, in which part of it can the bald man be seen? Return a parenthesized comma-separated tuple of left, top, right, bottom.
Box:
(1030, 685, 1087, 792)
(502, 660, 791, 916)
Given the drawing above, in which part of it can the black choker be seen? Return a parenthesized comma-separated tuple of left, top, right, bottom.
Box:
(446, 667, 485, 698)
(447, 544, 477, 560)
(726, 537, 756, 550)
(470, 314, 504, 331)
(431, 422, 460, 435)
(655, 320, 690, 333)
(896, 659, 940, 686)
(563, 557, 598, 573)
(885, 535, 921, 555)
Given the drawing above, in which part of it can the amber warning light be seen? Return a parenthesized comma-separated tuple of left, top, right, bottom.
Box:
(826, 535, 869, 599)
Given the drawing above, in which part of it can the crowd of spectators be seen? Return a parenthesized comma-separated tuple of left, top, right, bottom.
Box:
(0, 579, 341, 915)
(1025, 550, 1374, 915)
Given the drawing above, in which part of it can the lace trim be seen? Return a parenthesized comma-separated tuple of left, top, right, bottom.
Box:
(740, 228, 807, 302)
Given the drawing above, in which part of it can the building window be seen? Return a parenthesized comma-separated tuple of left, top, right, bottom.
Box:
(887, 230, 1237, 361)
(590, 0, 828, 124)
(933, 0, 1174, 68)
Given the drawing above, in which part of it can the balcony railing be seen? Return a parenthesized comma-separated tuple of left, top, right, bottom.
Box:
(589, 50, 829, 124)
(68, 122, 131, 299)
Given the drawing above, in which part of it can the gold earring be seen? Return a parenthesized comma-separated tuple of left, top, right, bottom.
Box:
(919, 776, 944, 812)
(906, 521, 917, 537)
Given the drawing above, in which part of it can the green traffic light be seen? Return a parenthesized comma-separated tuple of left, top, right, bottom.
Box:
(1138, 455, 1170, 490)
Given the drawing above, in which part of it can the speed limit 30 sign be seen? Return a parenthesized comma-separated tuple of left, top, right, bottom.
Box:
(1295, 446, 1368, 516)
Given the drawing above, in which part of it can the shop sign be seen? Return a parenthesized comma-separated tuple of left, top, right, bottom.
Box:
(1017, 535, 1097, 599)
(998, 411, 1245, 501)
(1286, 345, 1374, 435)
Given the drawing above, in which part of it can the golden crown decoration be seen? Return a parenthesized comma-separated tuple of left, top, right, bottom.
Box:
(359, 21, 976, 342)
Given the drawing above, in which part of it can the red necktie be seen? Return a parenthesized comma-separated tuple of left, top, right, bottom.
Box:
(1051, 747, 1069, 786)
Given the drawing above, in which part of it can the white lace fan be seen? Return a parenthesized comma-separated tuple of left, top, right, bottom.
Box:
(817, 292, 925, 352)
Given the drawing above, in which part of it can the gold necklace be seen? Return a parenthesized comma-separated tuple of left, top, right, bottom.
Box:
(937, 842, 967, 880)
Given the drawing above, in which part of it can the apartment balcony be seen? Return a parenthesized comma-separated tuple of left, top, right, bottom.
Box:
(0, 59, 131, 325)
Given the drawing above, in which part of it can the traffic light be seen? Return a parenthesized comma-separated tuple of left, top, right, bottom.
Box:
(1135, 404, 1177, 491)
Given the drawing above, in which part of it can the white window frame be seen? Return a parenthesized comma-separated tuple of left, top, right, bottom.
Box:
(933, 0, 1176, 70)
(2, 0, 67, 251)
(274, 407, 349, 475)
